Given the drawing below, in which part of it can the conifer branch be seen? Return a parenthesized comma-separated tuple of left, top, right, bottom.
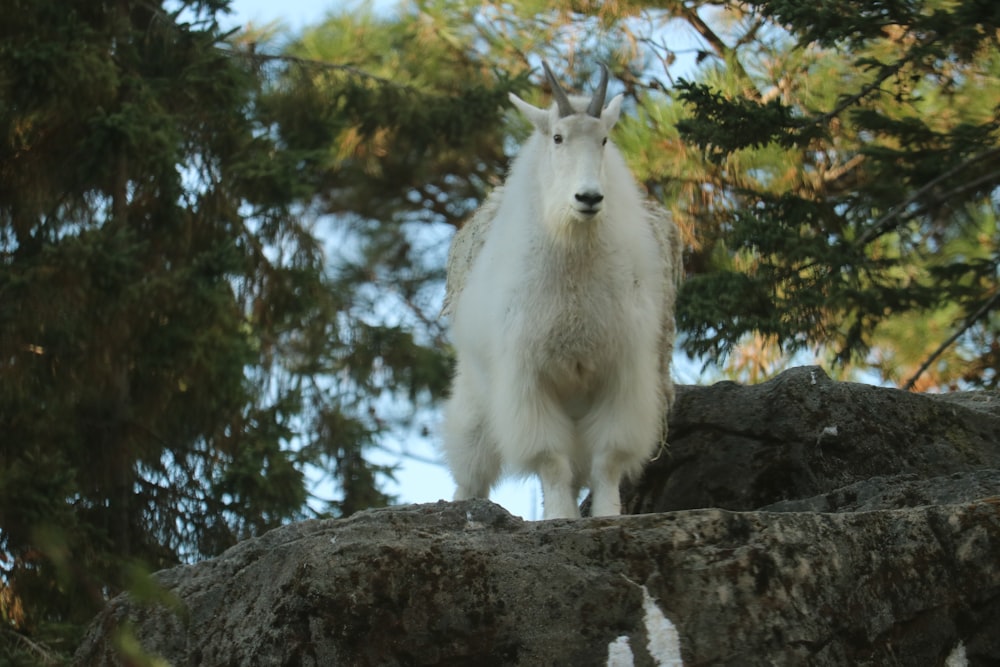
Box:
(228, 47, 422, 92)
(0, 628, 62, 666)
(857, 147, 1000, 246)
(803, 57, 910, 129)
(800, 31, 939, 130)
(676, 5, 757, 97)
(903, 290, 1000, 391)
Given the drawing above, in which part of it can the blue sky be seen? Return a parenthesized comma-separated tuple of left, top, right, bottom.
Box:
(224, 0, 335, 31)
(223, 0, 393, 31)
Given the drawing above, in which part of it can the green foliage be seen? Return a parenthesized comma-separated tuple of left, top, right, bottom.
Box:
(0, 0, 411, 660)
(257, 3, 527, 224)
(0, 0, 532, 659)
(662, 0, 1000, 386)
(674, 80, 814, 161)
(4, 0, 1000, 661)
(746, 0, 923, 47)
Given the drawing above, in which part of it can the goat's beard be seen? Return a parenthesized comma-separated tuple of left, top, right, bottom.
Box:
(545, 201, 601, 229)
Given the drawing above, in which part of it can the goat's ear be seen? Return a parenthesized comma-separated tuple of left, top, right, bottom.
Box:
(509, 93, 550, 131)
(601, 94, 624, 131)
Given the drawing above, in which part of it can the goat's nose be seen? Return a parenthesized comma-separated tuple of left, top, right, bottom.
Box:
(575, 191, 604, 207)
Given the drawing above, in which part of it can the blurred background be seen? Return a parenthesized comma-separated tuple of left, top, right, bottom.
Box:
(2, 0, 999, 662)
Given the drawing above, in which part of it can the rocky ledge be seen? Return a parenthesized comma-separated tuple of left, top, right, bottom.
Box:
(74, 367, 1000, 666)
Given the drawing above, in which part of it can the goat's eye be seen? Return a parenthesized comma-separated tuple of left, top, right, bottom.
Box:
(553, 134, 563, 145)
(602, 137, 608, 146)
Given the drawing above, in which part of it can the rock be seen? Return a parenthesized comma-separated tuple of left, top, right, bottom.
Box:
(74, 499, 1000, 666)
(759, 469, 1000, 513)
(74, 367, 1000, 666)
(623, 366, 1000, 514)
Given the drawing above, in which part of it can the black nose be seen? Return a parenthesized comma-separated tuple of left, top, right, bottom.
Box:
(575, 191, 604, 207)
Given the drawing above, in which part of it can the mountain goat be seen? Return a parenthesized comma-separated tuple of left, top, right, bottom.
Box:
(441, 62, 681, 519)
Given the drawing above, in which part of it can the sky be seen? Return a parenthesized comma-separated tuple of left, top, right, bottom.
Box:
(223, 0, 337, 31)
(224, 0, 546, 520)
(222, 0, 390, 32)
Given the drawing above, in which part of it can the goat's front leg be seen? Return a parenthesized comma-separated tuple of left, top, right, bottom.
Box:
(588, 452, 626, 517)
(536, 454, 580, 519)
(442, 366, 501, 500)
(583, 378, 663, 517)
(494, 370, 578, 519)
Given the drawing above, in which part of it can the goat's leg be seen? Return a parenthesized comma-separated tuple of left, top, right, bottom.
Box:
(442, 372, 500, 500)
(583, 377, 663, 517)
(492, 370, 577, 518)
(588, 452, 626, 516)
(537, 454, 579, 519)
(449, 420, 500, 500)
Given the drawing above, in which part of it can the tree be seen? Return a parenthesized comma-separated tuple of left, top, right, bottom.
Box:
(0, 0, 313, 654)
(1, 0, 525, 657)
(669, 0, 1000, 388)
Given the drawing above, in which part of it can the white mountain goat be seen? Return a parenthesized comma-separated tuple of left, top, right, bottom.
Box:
(441, 62, 681, 519)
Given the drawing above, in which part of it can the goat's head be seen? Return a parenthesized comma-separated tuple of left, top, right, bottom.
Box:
(509, 61, 624, 223)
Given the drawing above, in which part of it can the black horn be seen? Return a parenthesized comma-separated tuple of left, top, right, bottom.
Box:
(542, 60, 574, 118)
(586, 63, 609, 118)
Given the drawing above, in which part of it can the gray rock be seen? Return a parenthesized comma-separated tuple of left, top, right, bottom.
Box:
(74, 367, 1000, 666)
(74, 499, 1000, 666)
(624, 366, 1000, 514)
(760, 469, 1000, 513)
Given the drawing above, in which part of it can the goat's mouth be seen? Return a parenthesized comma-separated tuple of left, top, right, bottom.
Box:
(574, 205, 602, 217)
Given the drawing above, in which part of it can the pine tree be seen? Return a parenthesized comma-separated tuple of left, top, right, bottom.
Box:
(670, 0, 1000, 387)
(0, 1, 522, 659)
(1, 0, 355, 657)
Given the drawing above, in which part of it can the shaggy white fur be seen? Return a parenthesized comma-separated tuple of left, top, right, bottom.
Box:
(442, 63, 681, 519)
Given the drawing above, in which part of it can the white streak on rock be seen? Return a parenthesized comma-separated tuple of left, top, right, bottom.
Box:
(945, 641, 968, 667)
(641, 585, 683, 666)
(606, 635, 634, 667)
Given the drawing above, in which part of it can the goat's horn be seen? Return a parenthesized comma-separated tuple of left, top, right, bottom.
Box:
(587, 63, 609, 118)
(542, 60, 574, 118)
